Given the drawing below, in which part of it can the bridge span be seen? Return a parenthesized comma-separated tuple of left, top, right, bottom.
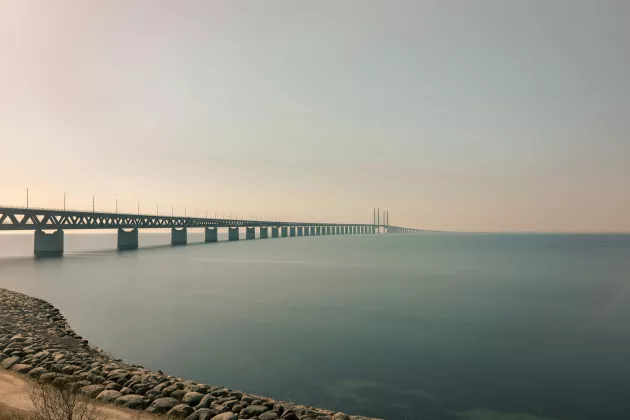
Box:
(0, 207, 422, 256)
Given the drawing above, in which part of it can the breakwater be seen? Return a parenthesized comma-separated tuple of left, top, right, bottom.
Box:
(0, 288, 379, 420)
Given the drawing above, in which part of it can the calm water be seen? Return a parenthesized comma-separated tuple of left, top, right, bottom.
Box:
(0, 232, 629, 420)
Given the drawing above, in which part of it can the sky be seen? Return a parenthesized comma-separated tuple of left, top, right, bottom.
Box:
(1, 0, 629, 232)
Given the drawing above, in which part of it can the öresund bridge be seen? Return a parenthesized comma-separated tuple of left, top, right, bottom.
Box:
(0, 206, 422, 256)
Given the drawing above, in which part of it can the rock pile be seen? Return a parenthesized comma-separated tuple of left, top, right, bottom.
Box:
(0, 288, 378, 420)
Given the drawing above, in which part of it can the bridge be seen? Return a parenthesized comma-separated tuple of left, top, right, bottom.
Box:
(0, 206, 422, 256)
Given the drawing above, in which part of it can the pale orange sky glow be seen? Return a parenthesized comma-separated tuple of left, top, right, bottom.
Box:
(1, 0, 629, 232)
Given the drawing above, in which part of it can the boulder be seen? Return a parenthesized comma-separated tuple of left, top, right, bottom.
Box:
(147, 397, 181, 414)
(281, 411, 299, 420)
(27, 366, 47, 378)
(210, 413, 238, 420)
(80, 384, 105, 398)
(211, 404, 230, 414)
(39, 372, 58, 384)
(182, 391, 204, 406)
(10, 364, 33, 374)
(163, 384, 180, 396)
(167, 403, 195, 418)
(196, 394, 217, 409)
(186, 408, 217, 420)
(171, 389, 187, 401)
(241, 405, 269, 417)
(259, 412, 279, 420)
(0, 356, 21, 369)
(105, 383, 122, 391)
(145, 389, 163, 399)
(114, 394, 148, 410)
(96, 390, 123, 403)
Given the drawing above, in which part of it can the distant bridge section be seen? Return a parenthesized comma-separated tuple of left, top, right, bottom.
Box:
(0, 206, 423, 256)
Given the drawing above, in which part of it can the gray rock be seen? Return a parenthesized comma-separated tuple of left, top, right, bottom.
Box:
(114, 394, 148, 410)
(167, 403, 195, 418)
(211, 404, 230, 414)
(145, 389, 163, 399)
(96, 390, 123, 403)
(120, 386, 133, 395)
(211, 389, 228, 397)
(190, 384, 209, 394)
(281, 411, 299, 420)
(51, 376, 70, 388)
(0, 356, 21, 369)
(210, 413, 237, 420)
(10, 363, 33, 374)
(80, 384, 105, 398)
(186, 408, 217, 420)
(259, 413, 279, 420)
(232, 404, 244, 414)
(332, 414, 350, 420)
(105, 383, 122, 391)
(241, 405, 269, 417)
(182, 391, 204, 406)
(163, 384, 180, 396)
(171, 389, 187, 401)
(219, 399, 237, 409)
(27, 366, 47, 378)
(196, 394, 217, 409)
(293, 407, 308, 417)
(147, 397, 181, 414)
(39, 372, 58, 383)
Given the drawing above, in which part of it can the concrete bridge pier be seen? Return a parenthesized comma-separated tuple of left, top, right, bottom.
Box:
(34, 229, 64, 257)
(290, 226, 296, 237)
(246, 227, 255, 240)
(281, 227, 288, 237)
(260, 227, 269, 239)
(229, 227, 240, 241)
(171, 227, 187, 245)
(205, 227, 218, 243)
(297, 226, 304, 236)
(272, 227, 279, 238)
(117, 228, 138, 250)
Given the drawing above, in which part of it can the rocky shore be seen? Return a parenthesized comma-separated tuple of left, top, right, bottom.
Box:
(0, 288, 379, 420)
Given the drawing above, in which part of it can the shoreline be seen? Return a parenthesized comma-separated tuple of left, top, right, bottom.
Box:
(0, 288, 379, 420)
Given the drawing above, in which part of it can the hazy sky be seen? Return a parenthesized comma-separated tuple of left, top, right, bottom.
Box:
(1, 0, 629, 232)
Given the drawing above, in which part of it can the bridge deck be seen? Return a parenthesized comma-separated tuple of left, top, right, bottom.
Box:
(0, 207, 389, 231)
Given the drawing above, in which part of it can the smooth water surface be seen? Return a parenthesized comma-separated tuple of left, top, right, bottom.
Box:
(1, 232, 629, 420)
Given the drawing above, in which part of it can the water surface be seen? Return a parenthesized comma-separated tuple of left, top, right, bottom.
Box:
(1, 232, 629, 420)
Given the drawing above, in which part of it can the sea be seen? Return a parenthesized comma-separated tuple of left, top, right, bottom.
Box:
(0, 231, 629, 420)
